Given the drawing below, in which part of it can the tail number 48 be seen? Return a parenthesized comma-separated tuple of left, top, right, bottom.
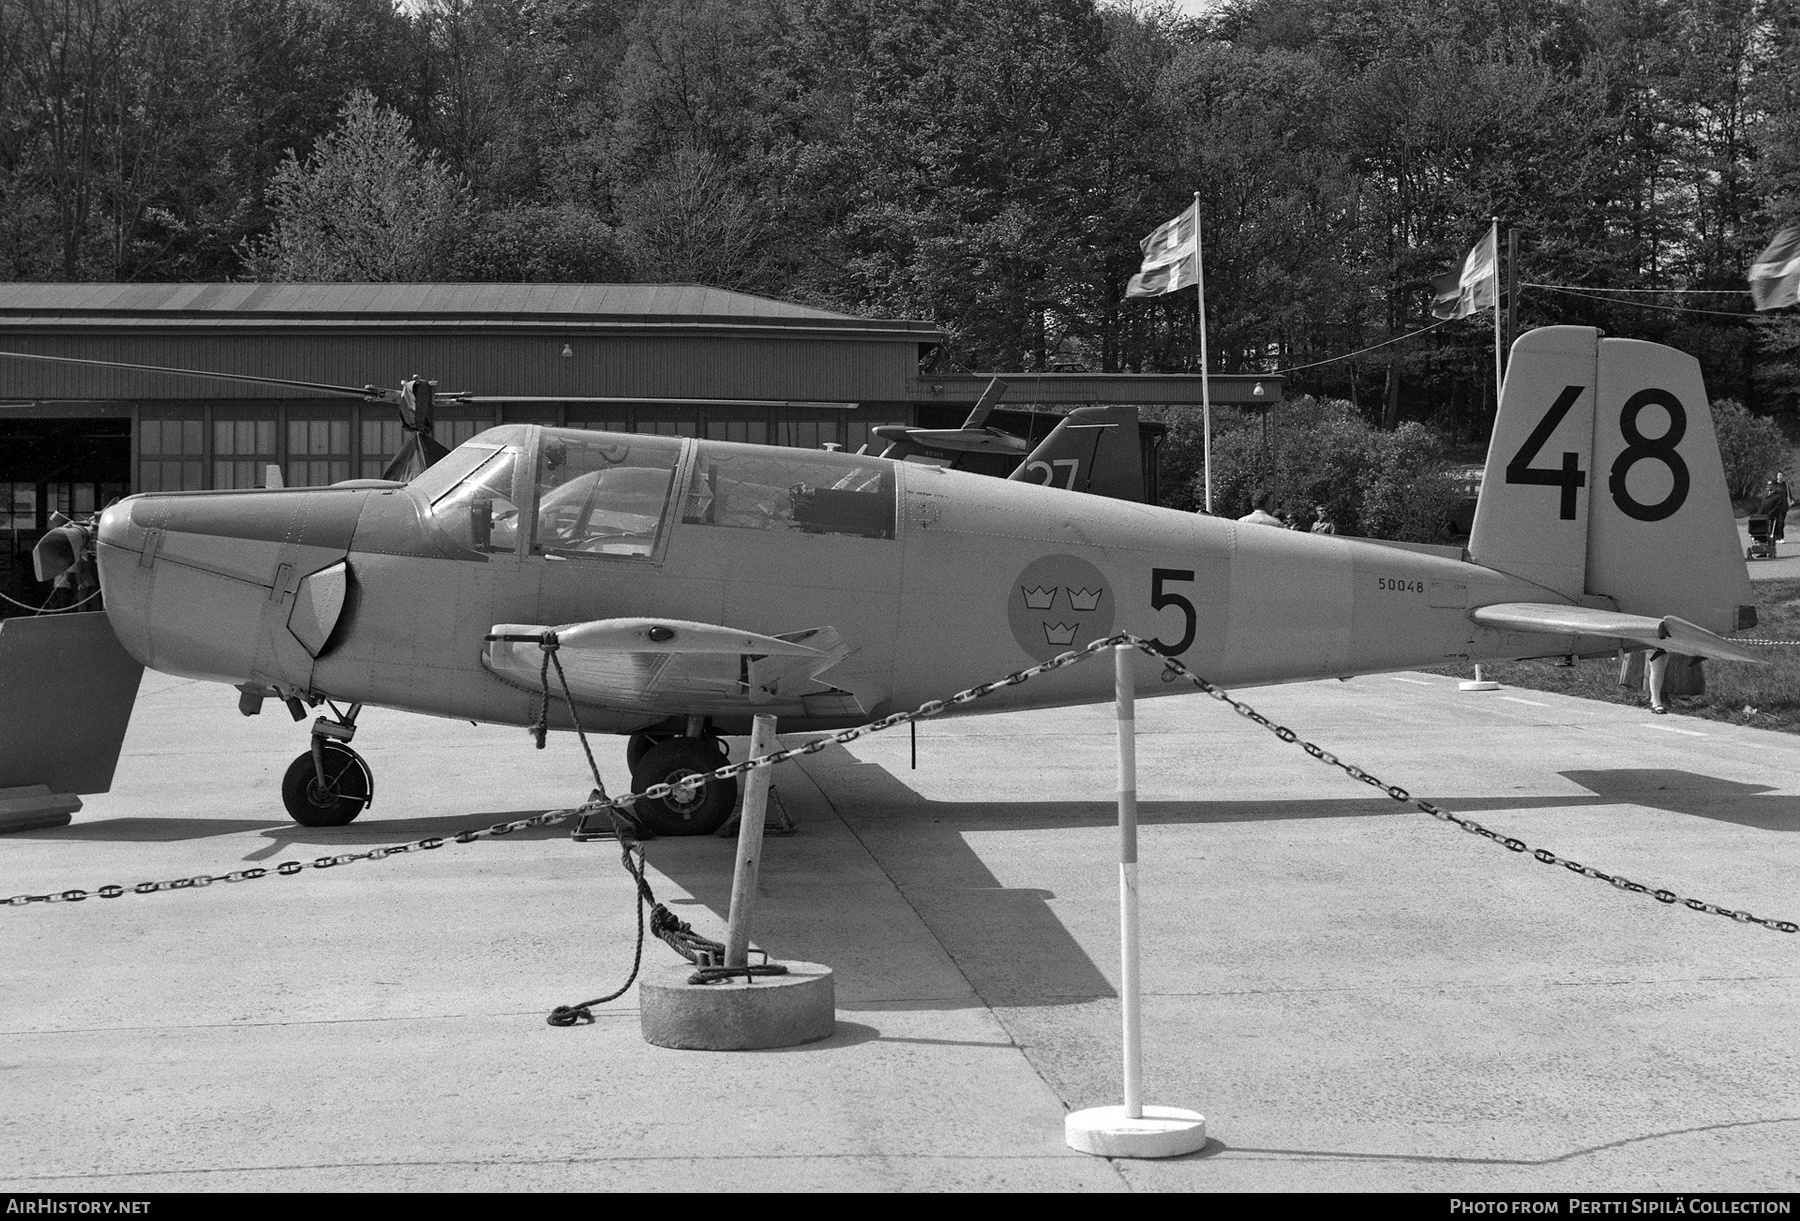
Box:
(1506, 384, 1688, 522)
(1608, 389, 1689, 522)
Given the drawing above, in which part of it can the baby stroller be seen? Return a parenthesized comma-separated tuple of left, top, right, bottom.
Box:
(1747, 515, 1779, 560)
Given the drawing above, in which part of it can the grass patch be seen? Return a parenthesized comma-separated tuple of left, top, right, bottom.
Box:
(1426, 579, 1800, 733)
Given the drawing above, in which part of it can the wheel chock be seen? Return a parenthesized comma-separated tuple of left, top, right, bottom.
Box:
(0, 785, 80, 833)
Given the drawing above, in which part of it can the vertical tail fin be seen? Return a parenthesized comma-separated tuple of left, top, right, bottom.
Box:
(1007, 405, 1145, 501)
(1469, 325, 1750, 634)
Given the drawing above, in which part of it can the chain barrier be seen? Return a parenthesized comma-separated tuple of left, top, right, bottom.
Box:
(9, 634, 1794, 951)
(1734, 638, 1800, 647)
(1140, 642, 1798, 935)
(0, 587, 101, 614)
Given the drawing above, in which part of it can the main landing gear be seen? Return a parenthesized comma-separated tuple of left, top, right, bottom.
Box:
(281, 702, 373, 827)
(626, 719, 737, 837)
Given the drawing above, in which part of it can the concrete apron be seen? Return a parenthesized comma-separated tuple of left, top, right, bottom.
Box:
(2, 666, 1798, 1190)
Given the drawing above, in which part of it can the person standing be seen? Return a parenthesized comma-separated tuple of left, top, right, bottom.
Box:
(1310, 504, 1338, 535)
(1237, 493, 1283, 527)
(1760, 473, 1789, 546)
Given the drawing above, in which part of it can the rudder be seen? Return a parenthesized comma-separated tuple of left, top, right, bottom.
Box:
(1469, 326, 1751, 635)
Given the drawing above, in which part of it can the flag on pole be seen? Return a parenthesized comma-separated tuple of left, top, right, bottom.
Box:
(1750, 225, 1800, 311)
(1125, 203, 1199, 298)
(1430, 228, 1499, 320)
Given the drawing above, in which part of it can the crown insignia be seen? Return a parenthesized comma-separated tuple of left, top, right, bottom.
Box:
(1043, 622, 1079, 646)
(1066, 587, 1103, 612)
(1021, 586, 1057, 609)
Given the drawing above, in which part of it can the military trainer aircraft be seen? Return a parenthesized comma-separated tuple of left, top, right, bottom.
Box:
(6, 326, 1758, 837)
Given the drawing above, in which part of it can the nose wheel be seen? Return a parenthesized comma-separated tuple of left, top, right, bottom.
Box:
(280, 702, 373, 826)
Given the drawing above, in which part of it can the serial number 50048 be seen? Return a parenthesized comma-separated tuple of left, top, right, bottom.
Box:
(1376, 578, 1423, 593)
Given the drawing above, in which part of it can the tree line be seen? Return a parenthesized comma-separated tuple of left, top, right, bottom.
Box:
(3, 0, 1799, 439)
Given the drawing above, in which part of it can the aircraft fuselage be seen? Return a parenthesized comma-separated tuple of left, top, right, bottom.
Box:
(95, 424, 1557, 737)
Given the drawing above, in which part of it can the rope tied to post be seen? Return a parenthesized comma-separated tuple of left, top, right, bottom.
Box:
(520, 630, 727, 1025)
(529, 630, 560, 749)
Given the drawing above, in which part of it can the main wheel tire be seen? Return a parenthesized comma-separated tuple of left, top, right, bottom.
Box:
(629, 737, 737, 836)
(281, 743, 373, 827)
(625, 731, 670, 771)
(626, 729, 728, 771)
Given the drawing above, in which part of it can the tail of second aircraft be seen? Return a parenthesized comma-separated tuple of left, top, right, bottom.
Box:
(1006, 404, 1145, 502)
(1467, 325, 1755, 653)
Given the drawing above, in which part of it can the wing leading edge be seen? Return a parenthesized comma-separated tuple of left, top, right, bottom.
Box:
(482, 617, 865, 717)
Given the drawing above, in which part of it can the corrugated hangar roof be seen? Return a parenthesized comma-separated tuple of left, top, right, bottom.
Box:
(0, 282, 941, 338)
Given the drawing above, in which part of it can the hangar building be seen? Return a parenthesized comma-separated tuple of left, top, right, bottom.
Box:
(0, 282, 1280, 591)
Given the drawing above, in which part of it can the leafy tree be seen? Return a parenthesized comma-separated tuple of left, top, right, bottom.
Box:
(241, 90, 474, 281)
(1712, 396, 1791, 499)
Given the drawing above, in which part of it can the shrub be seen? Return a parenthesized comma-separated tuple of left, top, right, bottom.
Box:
(1158, 397, 1460, 542)
(1711, 398, 1788, 503)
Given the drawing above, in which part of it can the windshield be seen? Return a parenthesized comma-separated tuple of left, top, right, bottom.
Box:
(532, 432, 682, 558)
(428, 446, 522, 554)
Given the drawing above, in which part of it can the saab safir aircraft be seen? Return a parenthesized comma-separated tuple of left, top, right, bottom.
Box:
(8, 326, 1759, 837)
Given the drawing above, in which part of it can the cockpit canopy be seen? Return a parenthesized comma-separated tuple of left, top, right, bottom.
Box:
(421, 426, 896, 558)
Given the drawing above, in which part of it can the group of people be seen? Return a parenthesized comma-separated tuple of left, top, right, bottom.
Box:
(1236, 494, 1337, 534)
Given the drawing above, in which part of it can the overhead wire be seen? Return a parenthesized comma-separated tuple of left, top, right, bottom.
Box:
(1265, 316, 1459, 375)
(1523, 282, 1749, 295)
(1253, 276, 1777, 384)
(1528, 283, 1769, 319)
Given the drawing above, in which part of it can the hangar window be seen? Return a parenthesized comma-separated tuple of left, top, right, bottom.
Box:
(531, 432, 681, 559)
(429, 446, 522, 554)
(680, 441, 894, 540)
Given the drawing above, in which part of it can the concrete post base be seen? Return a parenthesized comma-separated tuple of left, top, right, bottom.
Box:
(640, 960, 835, 1051)
(0, 785, 80, 834)
(1065, 1105, 1207, 1159)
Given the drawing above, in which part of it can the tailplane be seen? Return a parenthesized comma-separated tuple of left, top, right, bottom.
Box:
(1468, 325, 1752, 639)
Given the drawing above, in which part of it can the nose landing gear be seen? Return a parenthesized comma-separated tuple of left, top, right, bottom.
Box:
(281, 702, 373, 827)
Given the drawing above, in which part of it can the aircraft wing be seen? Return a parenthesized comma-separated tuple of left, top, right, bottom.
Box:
(1468, 603, 1764, 664)
(482, 617, 865, 717)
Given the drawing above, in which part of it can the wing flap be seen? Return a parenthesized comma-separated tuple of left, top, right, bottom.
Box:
(1468, 602, 1763, 664)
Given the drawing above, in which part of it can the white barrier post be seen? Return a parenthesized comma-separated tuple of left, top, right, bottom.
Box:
(1065, 644, 1208, 1158)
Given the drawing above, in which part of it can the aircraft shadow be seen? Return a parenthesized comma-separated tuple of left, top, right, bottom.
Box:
(22, 809, 574, 850)
(1559, 769, 1795, 832)
(652, 752, 1800, 1015)
(804, 750, 1800, 835)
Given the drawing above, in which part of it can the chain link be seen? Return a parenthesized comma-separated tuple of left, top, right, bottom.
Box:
(7, 633, 1793, 935)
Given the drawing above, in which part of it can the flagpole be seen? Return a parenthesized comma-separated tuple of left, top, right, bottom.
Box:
(1194, 192, 1212, 515)
(1491, 216, 1503, 403)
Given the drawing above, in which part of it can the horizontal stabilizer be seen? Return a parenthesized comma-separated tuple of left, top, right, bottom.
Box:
(1468, 602, 1763, 664)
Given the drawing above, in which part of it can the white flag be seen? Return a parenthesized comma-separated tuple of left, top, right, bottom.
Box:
(1750, 225, 1800, 311)
(1430, 229, 1498, 320)
(1125, 204, 1199, 298)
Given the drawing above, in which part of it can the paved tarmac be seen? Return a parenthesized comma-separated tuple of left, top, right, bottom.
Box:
(3, 660, 1797, 1193)
(1737, 517, 1800, 581)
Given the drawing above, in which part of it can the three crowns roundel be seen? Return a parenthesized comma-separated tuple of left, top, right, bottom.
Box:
(1006, 554, 1115, 662)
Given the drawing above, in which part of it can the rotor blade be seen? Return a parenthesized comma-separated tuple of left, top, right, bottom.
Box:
(0, 349, 390, 400)
(448, 395, 858, 410)
(959, 377, 1009, 430)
